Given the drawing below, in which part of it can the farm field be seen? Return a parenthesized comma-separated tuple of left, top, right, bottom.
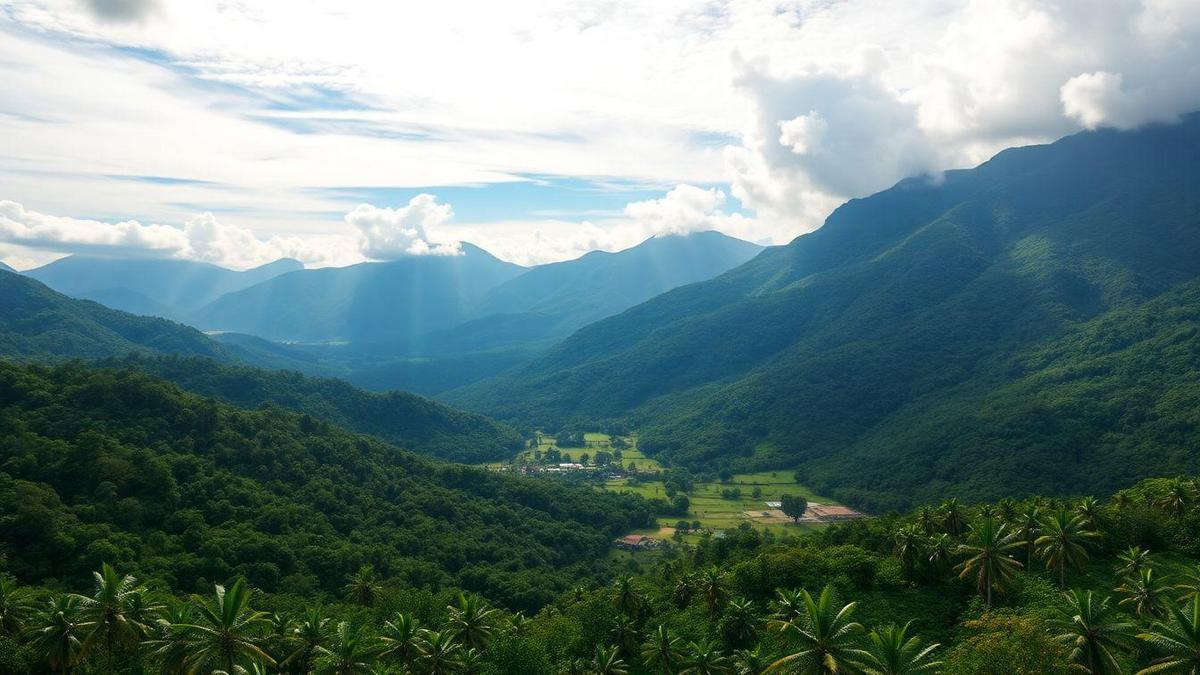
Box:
(517, 432, 664, 471)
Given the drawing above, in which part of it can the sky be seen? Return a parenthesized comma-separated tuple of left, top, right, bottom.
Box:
(1, 0, 1198, 270)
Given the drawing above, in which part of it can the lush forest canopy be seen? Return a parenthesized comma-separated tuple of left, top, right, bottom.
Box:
(0, 361, 653, 613)
(447, 115, 1200, 512)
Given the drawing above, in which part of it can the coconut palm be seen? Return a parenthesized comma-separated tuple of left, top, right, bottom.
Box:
(446, 592, 498, 650)
(0, 575, 35, 637)
(75, 563, 149, 669)
(698, 567, 731, 615)
(914, 506, 939, 535)
(173, 577, 274, 674)
(1173, 563, 1200, 605)
(1117, 546, 1154, 578)
(894, 525, 927, 578)
(1077, 496, 1103, 531)
(28, 594, 90, 675)
(144, 600, 194, 673)
(591, 644, 630, 675)
(1037, 509, 1100, 588)
(997, 498, 1018, 521)
(674, 574, 697, 609)
(681, 639, 732, 674)
(415, 627, 463, 675)
(850, 621, 941, 675)
(1156, 478, 1197, 518)
(768, 588, 806, 629)
(926, 534, 954, 571)
(955, 518, 1023, 606)
(1012, 505, 1042, 571)
(343, 565, 381, 607)
(314, 621, 377, 675)
(613, 575, 644, 617)
(642, 625, 684, 675)
(610, 615, 640, 659)
(379, 611, 421, 665)
(1049, 590, 1133, 675)
(719, 597, 758, 649)
(766, 585, 865, 674)
(1137, 598, 1200, 674)
(283, 605, 329, 672)
(1117, 568, 1169, 620)
(940, 498, 967, 536)
(733, 645, 767, 675)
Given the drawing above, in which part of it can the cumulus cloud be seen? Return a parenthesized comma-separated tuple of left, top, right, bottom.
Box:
(80, 0, 160, 23)
(0, 200, 358, 269)
(624, 184, 757, 239)
(347, 195, 462, 260)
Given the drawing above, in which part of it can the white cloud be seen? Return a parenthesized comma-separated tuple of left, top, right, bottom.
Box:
(346, 195, 462, 260)
(0, 199, 188, 255)
(80, 0, 160, 23)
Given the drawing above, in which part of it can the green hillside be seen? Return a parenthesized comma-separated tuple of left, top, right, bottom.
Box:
(0, 361, 653, 611)
(107, 355, 524, 463)
(446, 115, 1200, 510)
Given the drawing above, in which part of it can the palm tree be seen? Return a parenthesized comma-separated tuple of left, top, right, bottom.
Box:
(415, 627, 463, 675)
(343, 565, 381, 607)
(379, 611, 421, 665)
(1117, 568, 1169, 620)
(681, 639, 732, 674)
(926, 534, 954, 572)
(955, 518, 1022, 606)
(720, 597, 758, 649)
(446, 592, 498, 650)
(1076, 496, 1103, 531)
(766, 585, 865, 674)
(591, 644, 630, 675)
(144, 600, 194, 673)
(613, 575, 643, 617)
(1049, 590, 1133, 675)
(674, 574, 696, 609)
(850, 622, 941, 675)
(0, 575, 36, 637)
(1013, 505, 1042, 570)
(75, 563, 148, 669)
(1156, 478, 1197, 518)
(642, 625, 684, 674)
(1037, 509, 1100, 588)
(29, 595, 89, 675)
(997, 498, 1018, 521)
(768, 588, 806, 629)
(1117, 546, 1154, 578)
(1173, 563, 1200, 605)
(893, 525, 926, 578)
(283, 605, 329, 672)
(697, 567, 730, 615)
(914, 506, 939, 535)
(314, 621, 377, 675)
(609, 615, 640, 659)
(940, 498, 967, 536)
(173, 577, 274, 674)
(732, 645, 767, 675)
(1137, 598, 1200, 673)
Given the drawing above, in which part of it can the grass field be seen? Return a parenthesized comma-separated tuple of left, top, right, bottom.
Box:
(516, 433, 664, 471)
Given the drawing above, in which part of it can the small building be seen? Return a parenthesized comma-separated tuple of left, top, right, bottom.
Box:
(614, 534, 660, 551)
(807, 503, 866, 521)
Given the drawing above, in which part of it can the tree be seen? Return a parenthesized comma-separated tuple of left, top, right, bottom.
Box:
(613, 576, 644, 618)
(1137, 598, 1200, 674)
(718, 598, 758, 649)
(344, 565, 381, 607)
(591, 644, 630, 675)
(174, 578, 273, 674)
(926, 534, 954, 571)
(1116, 546, 1154, 579)
(642, 625, 684, 675)
(1117, 568, 1168, 620)
(766, 585, 865, 674)
(379, 612, 421, 666)
(610, 615, 640, 660)
(944, 612, 1069, 674)
(673, 575, 696, 609)
(284, 605, 329, 673)
(28, 595, 88, 675)
(1036, 510, 1099, 589)
(1173, 564, 1200, 605)
(1013, 506, 1042, 570)
(733, 646, 767, 675)
(75, 564, 150, 670)
(415, 628, 463, 675)
(941, 498, 967, 536)
(1076, 496, 1103, 531)
(681, 639, 732, 674)
(780, 495, 808, 524)
(446, 592, 498, 650)
(315, 621, 377, 675)
(914, 506, 939, 535)
(955, 518, 1023, 606)
(893, 525, 927, 578)
(698, 567, 730, 616)
(1048, 590, 1133, 675)
(768, 588, 806, 628)
(850, 621, 942, 675)
(0, 575, 35, 638)
(1156, 478, 1197, 518)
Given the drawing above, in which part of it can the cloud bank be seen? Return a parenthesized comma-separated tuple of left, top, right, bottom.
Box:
(346, 195, 462, 260)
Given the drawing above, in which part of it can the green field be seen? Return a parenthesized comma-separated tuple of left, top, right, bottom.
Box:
(515, 432, 664, 471)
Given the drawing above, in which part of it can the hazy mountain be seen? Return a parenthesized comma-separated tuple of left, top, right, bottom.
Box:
(196, 244, 526, 343)
(0, 261, 14, 273)
(446, 114, 1200, 509)
(26, 255, 303, 319)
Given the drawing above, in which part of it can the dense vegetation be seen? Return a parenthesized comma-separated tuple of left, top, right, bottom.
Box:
(4, 473, 1200, 673)
(0, 361, 654, 614)
(447, 114, 1200, 511)
(101, 355, 524, 463)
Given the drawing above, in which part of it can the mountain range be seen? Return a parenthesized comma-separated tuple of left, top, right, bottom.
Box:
(446, 113, 1200, 510)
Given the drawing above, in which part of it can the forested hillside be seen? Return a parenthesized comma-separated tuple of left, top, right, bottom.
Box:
(447, 115, 1200, 511)
(0, 361, 653, 612)
(104, 355, 524, 463)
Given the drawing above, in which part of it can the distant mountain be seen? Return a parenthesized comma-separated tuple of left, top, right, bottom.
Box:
(196, 244, 526, 343)
(446, 114, 1200, 510)
(27, 255, 303, 319)
(0, 261, 14, 273)
(0, 268, 228, 359)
